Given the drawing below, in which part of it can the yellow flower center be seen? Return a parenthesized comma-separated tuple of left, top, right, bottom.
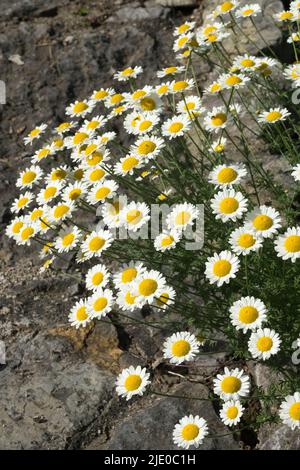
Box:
(37, 148, 50, 160)
(219, 197, 239, 214)
(74, 168, 84, 180)
(178, 24, 189, 34)
(181, 424, 199, 441)
(213, 260, 231, 277)
(220, 1, 234, 12)
(256, 336, 273, 352)
(210, 83, 221, 93)
(266, 111, 282, 122)
(221, 376, 241, 393)
(243, 8, 254, 15)
(121, 67, 134, 76)
(279, 11, 293, 20)
(122, 156, 139, 172)
(92, 272, 104, 286)
(76, 306, 88, 321)
(73, 102, 88, 113)
(226, 406, 239, 419)
(132, 90, 147, 100)
(139, 279, 158, 296)
(94, 90, 108, 100)
(93, 297, 108, 311)
(69, 188, 82, 200)
(203, 25, 217, 35)
(126, 209, 142, 224)
(284, 235, 300, 253)
(289, 403, 300, 421)
(73, 132, 88, 145)
(168, 122, 184, 133)
(225, 75, 242, 86)
(85, 143, 98, 155)
(86, 152, 103, 166)
(157, 292, 170, 305)
(239, 306, 258, 324)
(52, 169, 67, 180)
(89, 168, 106, 181)
(173, 81, 188, 92)
(175, 210, 191, 225)
(53, 205, 69, 219)
(29, 128, 41, 138)
(110, 93, 123, 105)
(157, 85, 169, 95)
(62, 233, 75, 247)
(22, 171, 36, 184)
(21, 227, 34, 240)
(161, 235, 174, 247)
(253, 214, 273, 231)
(139, 120, 152, 131)
(140, 97, 156, 111)
(238, 233, 255, 249)
(122, 268, 137, 283)
(124, 374, 142, 391)
(211, 113, 227, 126)
(88, 237, 105, 252)
(96, 187, 111, 200)
(56, 122, 70, 132)
(172, 339, 191, 357)
(217, 167, 237, 183)
(178, 36, 188, 48)
(241, 58, 255, 68)
(165, 66, 177, 74)
(12, 221, 24, 234)
(138, 141, 156, 155)
(125, 291, 137, 305)
(44, 186, 57, 200)
(207, 34, 218, 42)
(215, 144, 225, 152)
(17, 197, 29, 208)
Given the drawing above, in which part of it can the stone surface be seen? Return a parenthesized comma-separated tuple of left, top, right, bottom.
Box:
(258, 423, 300, 450)
(97, 383, 240, 450)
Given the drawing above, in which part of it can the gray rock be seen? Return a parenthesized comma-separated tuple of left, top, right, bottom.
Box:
(100, 383, 239, 450)
(258, 423, 300, 450)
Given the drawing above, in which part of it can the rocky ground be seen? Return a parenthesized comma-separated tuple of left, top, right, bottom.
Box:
(0, 0, 299, 450)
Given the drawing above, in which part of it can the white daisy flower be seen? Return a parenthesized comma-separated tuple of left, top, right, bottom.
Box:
(37, 181, 62, 206)
(273, 10, 294, 22)
(31, 146, 52, 164)
(114, 155, 143, 176)
(229, 296, 267, 333)
(83, 166, 107, 185)
(49, 137, 65, 155)
(166, 203, 199, 231)
(134, 269, 167, 303)
(105, 91, 125, 109)
(173, 415, 209, 449)
(5, 216, 27, 240)
(154, 229, 182, 252)
(284, 64, 300, 86)
(170, 79, 194, 94)
(55, 121, 75, 135)
(235, 3, 262, 18)
(152, 286, 176, 310)
(65, 131, 90, 149)
(279, 393, 300, 430)
(245, 205, 281, 238)
(131, 135, 165, 162)
(116, 287, 144, 312)
(15, 222, 37, 246)
(24, 124, 47, 145)
(209, 137, 227, 153)
(81, 148, 110, 169)
(291, 163, 300, 182)
(162, 114, 191, 139)
(213, 367, 250, 401)
(119, 201, 150, 232)
(176, 96, 204, 117)
(229, 227, 263, 255)
(135, 93, 163, 113)
(163, 331, 200, 365)
(16, 166, 43, 189)
(81, 229, 114, 259)
(204, 80, 223, 95)
(173, 32, 195, 52)
(124, 111, 160, 135)
(11, 191, 34, 213)
(205, 250, 240, 287)
(155, 81, 172, 97)
(220, 400, 244, 427)
(219, 73, 250, 89)
(54, 227, 81, 253)
(204, 106, 230, 133)
(87, 288, 114, 319)
(211, 189, 248, 223)
(113, 262, 146, 289)
(86, 264, 110, 291)
(174, 21, 196, 36)
(232, 54, 260, 71)
(125, 86, 153, 106)
(197, 28, 230, 46)
(89, 88, 113, 104)
(68, 299, 91, 329)
(248, 328, 281, 360)
(86, 180, 119, 205)
(62, 182, 87, 203)
(66, 99, 94, 118)
(287, 32, 300, 43)
(102, 197, 126, 229)
(274, 226, 300, 263)
(28, 206, 46, 223)
(116, 365, 151, 400)
(81, 115, 107, 134)
(45, 165, 69, 184)
(114, 65, 143, 82)
(157, 65, 185, 78)
(258, 107, 291, 124)
(47, 201, 75, 224)
(208, 163, 247, 187)
(216, 0, 240, 16)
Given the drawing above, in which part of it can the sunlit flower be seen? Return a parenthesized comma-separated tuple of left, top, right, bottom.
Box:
(54, 227, 81, 253)
(248, 328, 281, 360)
(116, 366, 151, 400)
(81, 229, 114, 259)
(86, 264, 110, 291)
(235, 3, 261, 18)
(245, 205, 281, 238)
(205, 251, 240, 287)
(131, 135, 165, 161)
(173, 415, 208, 449)
(291, 163, 300, 182)
(163, 331, 200, 364)
(69, 299, 91, 328)
(87, 288, 114, 318)
(204, 106, 229, 132)
(166, 203, 199, 231)
(220, 401, 244, 426)
(208, 163, 247, 187)
(120, 201, 150, 232)
(11, 191, 34, 213)
(66, 99, 94, 118)
(16, 165, 43, 189)
(274, 226, 300, 263)
(86, 180, 118, 205)
(162, 114, 191, 139)
(152, 286, 176, 310)
(213, 367, 250, 401)
(279, 393, 300, 430)
(174, 21, 195, 37)
(229, 227, 263, 255)
(211, 189, 248, 222)
(230, 296, 267, 332)
(154, 229, 181, 252)
(258, 107, 291, 124)
(24, 124, 47, 145)
(114, 65, 143, 82)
